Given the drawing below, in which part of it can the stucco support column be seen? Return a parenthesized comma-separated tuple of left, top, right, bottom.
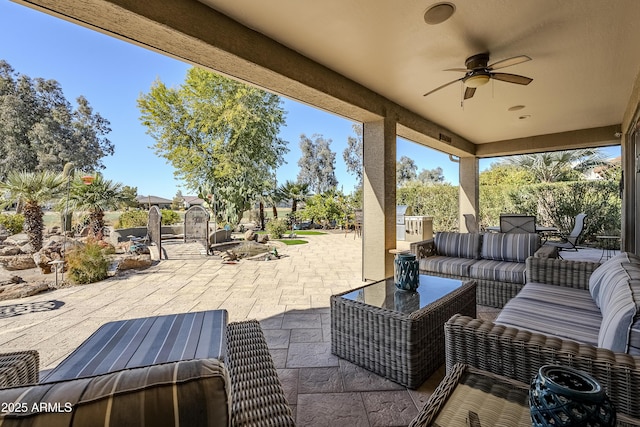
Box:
(362, 118, 396, 281)
(459, 156, 479, 231)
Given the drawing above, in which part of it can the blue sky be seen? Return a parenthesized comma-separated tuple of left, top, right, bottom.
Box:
(1, 2, 620, 198)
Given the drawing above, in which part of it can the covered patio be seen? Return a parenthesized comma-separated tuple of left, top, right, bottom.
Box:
(5, 0, 640, 425)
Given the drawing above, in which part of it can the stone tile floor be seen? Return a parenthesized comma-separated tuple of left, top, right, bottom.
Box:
(0, 232, 605, 426)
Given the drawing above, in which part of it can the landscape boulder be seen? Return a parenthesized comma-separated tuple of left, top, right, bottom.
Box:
(117, 254, 153, 271)
(0, 246, 21, 256)
(244, 230, 257, 242)
(5, 233, 29, 247)
(0, 254, 37, 271)
(0, 224, 9, 243)
(0, 277, 49, 301)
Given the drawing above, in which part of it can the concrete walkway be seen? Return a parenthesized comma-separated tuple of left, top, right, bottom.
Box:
(0, 233, 607, 426)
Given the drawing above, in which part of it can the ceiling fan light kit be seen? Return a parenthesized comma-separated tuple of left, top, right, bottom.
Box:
(464, 73, 490, 88)
(424, 52, 533, 100)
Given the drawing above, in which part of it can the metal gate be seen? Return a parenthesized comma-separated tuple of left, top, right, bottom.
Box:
(184, 205, 210, 252)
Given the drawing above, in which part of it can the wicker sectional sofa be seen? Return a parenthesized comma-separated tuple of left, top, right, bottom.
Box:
(410, 231, 545, 308)
(0, 319, 295, 427)
(445, 254, 640, 419)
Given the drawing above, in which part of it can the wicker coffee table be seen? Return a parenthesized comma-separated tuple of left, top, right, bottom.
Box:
(330, 275, 476, 388)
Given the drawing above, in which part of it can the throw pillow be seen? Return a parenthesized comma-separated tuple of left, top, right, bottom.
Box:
(481, 232, 540, 263)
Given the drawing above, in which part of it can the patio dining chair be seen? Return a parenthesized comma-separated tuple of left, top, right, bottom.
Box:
(499, 214, 536, 234)
(545, 213, 587, 252)
(463, 213, 480, 233)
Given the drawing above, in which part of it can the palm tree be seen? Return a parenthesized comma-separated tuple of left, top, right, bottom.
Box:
(66, 173, 126, 239)
(277, 180, 311, 215)
(0, 170, 65, 251)
(501, 149, 607, 183)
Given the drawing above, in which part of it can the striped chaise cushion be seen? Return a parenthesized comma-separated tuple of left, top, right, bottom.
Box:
(481, 232, 540, 263)
(495, 282, 602, 346)
(0, 358, 231, 427)
(434, 232, 481, 259)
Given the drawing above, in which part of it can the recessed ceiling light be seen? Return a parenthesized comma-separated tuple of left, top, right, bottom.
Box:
(519, 115, 531, 120)
(508, 105, 525, 111)
(424, 2, 456, 25)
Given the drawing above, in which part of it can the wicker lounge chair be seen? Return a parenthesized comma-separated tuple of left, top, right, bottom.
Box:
(0, 319, 294, 426)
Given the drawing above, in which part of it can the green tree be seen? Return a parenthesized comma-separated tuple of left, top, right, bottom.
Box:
(119, 185, 139, 209)
(0, 61, 114, 178)
(65, 173, 127, 239)
(299, 190, 344, 228)
(417, 167, 445, 184)
(500, 149, 606, 183)
(277, 180, 310, 215)
(297, 134, 338, 193)
(0, 170, 65, 250)
(171, 190, 184, 210)
(479, 163, 535, 186)
(343, 124, 363, 187)
(396, 156, 418, 186)
(138, 68, 288, 225)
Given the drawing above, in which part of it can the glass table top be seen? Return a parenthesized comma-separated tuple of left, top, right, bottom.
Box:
(339, 275, 465, 314)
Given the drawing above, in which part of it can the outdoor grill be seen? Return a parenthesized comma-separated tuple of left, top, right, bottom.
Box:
(396, 205, 413, 241)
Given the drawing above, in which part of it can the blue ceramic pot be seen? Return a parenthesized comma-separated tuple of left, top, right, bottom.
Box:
(529, 365, 615, 427)
(394, 253, 419, 291)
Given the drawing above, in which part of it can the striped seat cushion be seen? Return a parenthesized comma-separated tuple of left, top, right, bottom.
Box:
(434, 232, 481, 259)
(496, 283, 602, 346)
(419, 256, 477, 277)
(481, 232, 540, 263)
(0, 358, 231, 427)
(468, 259, 527, 284)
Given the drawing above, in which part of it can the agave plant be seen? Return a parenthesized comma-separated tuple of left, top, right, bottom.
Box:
(0, 170, 66, 251)
(65, 173, 127, 239)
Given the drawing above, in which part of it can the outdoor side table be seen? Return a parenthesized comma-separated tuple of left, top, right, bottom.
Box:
(597, 235, 621, 262)
(409, 364, 640, 427)
(330, 275, 476, 389)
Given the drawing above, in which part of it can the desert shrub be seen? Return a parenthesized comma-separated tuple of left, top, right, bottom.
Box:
(116, 211, 148, 228)
(0, 213, 24, 234)
(161, 209, 181, 225)
(266, 218, 288, 239)
(66, 242, 110, 284)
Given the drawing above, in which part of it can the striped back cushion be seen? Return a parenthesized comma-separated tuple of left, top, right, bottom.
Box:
(434, 232, 481, 259)
(481, 232, 540, 263)
(597, 262, 640, 353)
(589, 252, 640, 306)
(0, 358, 231, 426)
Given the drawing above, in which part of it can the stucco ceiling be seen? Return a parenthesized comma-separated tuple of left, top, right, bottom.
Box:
(197, 0, 640, 145)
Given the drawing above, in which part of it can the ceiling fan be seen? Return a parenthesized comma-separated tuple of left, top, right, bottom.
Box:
(423, 53, 533, 100)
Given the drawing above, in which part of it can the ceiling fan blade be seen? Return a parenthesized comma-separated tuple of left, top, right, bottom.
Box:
(443, 68, 468, 72)
(423, 78, 463, 97)
(488, 55, 531, 70)
(464, 87, 476, 100)
(491, 73, 533, 85)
